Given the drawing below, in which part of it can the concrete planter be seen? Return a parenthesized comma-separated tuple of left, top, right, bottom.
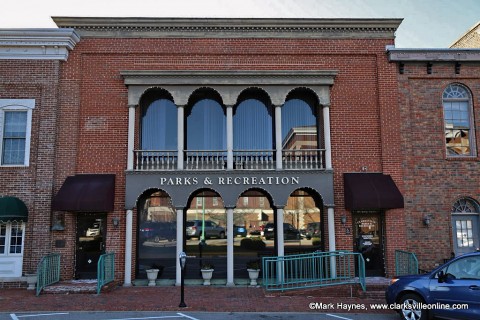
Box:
(247, 269, 260, 286)
(201, 269, 214, 286)
(25, 273, 37, 290)
(146, 269, 159, 286)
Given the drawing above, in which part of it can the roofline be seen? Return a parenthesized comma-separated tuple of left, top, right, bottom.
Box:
(0, 28, 80, 60)
(52, 16, 403, 39)
(386, 46, 480, 62)
(450, 21, 480, 48)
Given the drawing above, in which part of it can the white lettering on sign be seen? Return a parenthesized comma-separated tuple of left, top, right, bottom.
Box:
(160, 176, 300, 186)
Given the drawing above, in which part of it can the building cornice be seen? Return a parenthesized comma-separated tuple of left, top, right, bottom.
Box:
(53, 17, 402, 39)
(387, 46, 480, 62)
(0, 28, 80, 60)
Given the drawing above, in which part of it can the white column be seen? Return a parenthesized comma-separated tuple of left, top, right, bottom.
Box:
(176, 208, 183, 286)
(177, 105, 184, 170)
(276, 207, 285, 257)
(226, 105, 234, 170)
(123, 209, 133, 286)
(276, 207, 285, 283)
(327, 206, 337, 278)
(323, 104, 332, 170)
(275, 105, 283, 170)
(127, 105, 136, 171)
(226, 207, 234, 286)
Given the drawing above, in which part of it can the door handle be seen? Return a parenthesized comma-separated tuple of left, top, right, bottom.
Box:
(469, 285, 480, 290)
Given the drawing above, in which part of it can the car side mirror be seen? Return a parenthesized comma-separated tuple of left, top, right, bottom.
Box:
(437, 270, 445, 283)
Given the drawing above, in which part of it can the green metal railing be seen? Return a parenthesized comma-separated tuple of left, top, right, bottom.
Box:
(395, 250, 418, 276)
(36, 253, 61, 296)
(97, 252, 115, 294)
(262, 250, 366, 292)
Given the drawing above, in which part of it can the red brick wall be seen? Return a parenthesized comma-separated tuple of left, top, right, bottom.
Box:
(398, 62, 480, 271)
(0, 59, 61, 274)
(56, 36, 404, 278)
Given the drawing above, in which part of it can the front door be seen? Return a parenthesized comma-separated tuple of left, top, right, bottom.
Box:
(75, 214, 106, 279)
(353, 212, 385, 276)
(452, 214, 479, 256)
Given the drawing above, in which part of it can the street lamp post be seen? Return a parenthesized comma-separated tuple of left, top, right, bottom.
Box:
(179, 251, 187, 308)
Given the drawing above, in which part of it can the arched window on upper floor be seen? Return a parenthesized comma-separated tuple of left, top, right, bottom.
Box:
(234, 98, 273, 151)
(443, 84, 476, 157)
(140, 97, 177, 150)
(187, 99, 226, 151)
(282, 98, 318, 150)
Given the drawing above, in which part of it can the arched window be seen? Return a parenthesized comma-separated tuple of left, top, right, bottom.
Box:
(187, 99, 226, 150)
(234, 99, 273, 150)
(141, 98, 177, 150)
(443, 84, 476, 156)
(452, 198, 480, 213)
(281, 98, 317, 150)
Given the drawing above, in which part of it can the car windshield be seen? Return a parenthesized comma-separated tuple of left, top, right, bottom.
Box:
(186, 221, 194, 227)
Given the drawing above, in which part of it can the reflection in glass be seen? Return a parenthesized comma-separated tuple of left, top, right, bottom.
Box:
(137, 191, 177, 279)
(282, 99, 317, 149)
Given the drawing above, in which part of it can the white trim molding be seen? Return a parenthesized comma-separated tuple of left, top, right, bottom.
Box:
(0, 29, 80, 60)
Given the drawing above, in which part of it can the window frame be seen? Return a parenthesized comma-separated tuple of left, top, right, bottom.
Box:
(0, 99, 35, 166)
(0, 222, 25, 257)
(442, 84, 476, 158)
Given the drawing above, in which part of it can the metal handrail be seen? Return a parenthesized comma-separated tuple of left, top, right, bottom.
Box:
(97, 252, 115, 294)
(36, 253, 61, 296)
(262, 250, 366, 292)
(395, 250, 419, 276)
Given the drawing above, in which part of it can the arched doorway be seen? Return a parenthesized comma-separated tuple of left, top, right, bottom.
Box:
(185, 189, 227, 280)
(136, 189, 177, 280)
(452, 197, 480, 256)
(284, 188, 324, 253)
(233, 189, 274, 279)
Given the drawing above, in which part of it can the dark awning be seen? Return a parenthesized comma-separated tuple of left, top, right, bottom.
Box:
(0, 196, 28, 222)
(344, 173, 404, 211)
(52, 174, 115, 212)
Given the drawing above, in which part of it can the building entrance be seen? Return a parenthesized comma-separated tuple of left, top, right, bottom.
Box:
(75, 213, 106, 279)
(353, 212, 385, 277)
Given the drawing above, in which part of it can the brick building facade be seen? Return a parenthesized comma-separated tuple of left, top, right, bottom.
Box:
(0, 17, 478, 287)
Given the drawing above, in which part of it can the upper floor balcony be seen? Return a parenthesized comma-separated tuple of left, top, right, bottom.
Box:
(133, 148, 325, 171)
(122, 70, 335, 172)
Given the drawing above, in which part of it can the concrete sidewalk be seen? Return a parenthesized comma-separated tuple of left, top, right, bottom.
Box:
(0, 284, 394, 314)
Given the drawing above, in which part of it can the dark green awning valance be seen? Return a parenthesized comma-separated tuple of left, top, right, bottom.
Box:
(0, 196, 28, 222)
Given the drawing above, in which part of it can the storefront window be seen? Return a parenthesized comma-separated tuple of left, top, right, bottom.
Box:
(137, 191, 177, 279)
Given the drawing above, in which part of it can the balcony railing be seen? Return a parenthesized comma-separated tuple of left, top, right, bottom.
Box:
(185, 150, 227, 170)
(133, 149, 325, 171)
(282, 149, 324, 170)
(233, 150, 275, 170)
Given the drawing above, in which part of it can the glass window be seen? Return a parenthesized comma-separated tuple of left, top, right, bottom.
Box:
(443, 256, 480, 280)
(141, 98, 177, 150)
(443, 84, 476, 156)
(234, 99, 273, 150)
(282, 98, 317, 150)
(0, 224, 6, 254)
(0, 99, 34, 166)
(187, 99, 226, 150)
(0, 222, 24, 255)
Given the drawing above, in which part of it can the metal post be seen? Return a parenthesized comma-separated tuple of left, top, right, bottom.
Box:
(179, 251, 187, 308)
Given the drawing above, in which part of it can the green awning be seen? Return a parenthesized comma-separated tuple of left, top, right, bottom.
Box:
(0, 196, 28, 222)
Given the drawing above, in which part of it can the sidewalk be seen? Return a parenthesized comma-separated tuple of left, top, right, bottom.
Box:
(0, 284, 394, 314)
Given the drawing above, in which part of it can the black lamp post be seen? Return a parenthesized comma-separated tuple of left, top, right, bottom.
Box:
(179, 251, 187, 308)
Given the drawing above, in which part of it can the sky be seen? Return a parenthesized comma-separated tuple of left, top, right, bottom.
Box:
(2, 0, 479, 48)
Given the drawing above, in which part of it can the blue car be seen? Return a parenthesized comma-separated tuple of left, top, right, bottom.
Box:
(385, 252, 480, 320)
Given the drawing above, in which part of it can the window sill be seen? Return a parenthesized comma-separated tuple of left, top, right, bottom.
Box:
(445, 156, 478, 161)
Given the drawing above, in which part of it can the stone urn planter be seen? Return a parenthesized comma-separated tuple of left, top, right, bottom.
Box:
(247, 268, 260, 286)
(201, 268, 214, 286)
(146, 269, 159, 286)
(25, 273, 37, 290)
(246, 259, 261, 286)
